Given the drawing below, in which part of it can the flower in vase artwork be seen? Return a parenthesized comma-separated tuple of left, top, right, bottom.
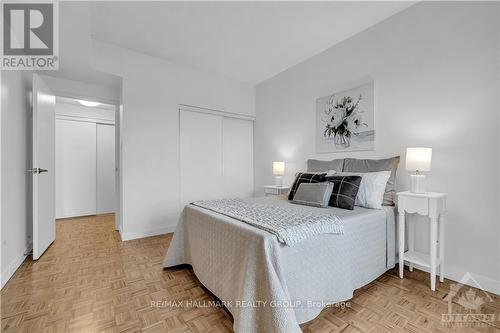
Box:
(316, 81, 374, 153)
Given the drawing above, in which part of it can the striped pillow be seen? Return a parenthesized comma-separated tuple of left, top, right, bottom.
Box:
(288, 172, 327, 200)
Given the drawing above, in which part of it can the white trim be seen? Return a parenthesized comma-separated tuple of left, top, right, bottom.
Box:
(56, 96, 116, 111)
(117, 222, 124, 239)
(1, 241, 32, 289)
(55, 115, 115, 125)
(179, 104, 256, 121)
(47, 83, 119, 107)
(119, 225, 176, 241)
(403, 262, 500, 296)
(55, 93, 118, 107)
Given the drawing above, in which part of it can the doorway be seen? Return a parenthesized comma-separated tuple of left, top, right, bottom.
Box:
(31, 74, 121, 260)
(54, 96, 116, 219)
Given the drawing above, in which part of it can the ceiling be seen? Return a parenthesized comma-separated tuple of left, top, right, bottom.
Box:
(91, 2, 413, 84)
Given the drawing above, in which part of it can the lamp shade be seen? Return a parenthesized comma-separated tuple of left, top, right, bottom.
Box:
(272, 161, 285, 176)
(406, 147, 432, 172)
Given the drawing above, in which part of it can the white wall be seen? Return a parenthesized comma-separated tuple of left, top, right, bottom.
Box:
(255, 2, 500, 293)
(0, 71, 33, 287)
(91, 40, 255, 240)
(45, 3, 121, 92)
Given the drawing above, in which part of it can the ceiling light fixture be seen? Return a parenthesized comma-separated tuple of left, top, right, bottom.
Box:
(78, 100, 100, 107)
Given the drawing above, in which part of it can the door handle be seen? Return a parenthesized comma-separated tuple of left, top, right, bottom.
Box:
(26, 168, 48, 174)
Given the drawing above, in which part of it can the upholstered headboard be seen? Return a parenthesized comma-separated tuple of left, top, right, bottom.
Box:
(306, 159, 344, 173)
(306, 156, 400, 205)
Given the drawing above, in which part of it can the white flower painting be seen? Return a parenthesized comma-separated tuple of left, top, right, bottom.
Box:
(316, 81, 374, 153)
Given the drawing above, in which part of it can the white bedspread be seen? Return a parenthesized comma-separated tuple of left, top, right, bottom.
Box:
(163, 196, 396, 333)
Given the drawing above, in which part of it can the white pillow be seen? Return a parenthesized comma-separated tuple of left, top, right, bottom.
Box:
(335, 171, 391, 209)
(325, 170, 337, 177)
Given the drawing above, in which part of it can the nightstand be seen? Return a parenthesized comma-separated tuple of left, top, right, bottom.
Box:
(264, 185, 289, 196)
(397, 191, 447, 291)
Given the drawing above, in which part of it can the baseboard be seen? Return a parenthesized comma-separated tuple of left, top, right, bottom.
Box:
(120, 225, 176, 241)
(403, 262, 500, 295)
(1, 241, 32, 289)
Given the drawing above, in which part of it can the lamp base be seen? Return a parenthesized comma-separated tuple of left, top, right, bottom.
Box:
(275, 176, 283, 187)
(410, 174, 426, 193)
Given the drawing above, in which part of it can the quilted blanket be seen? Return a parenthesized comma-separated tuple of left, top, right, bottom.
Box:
(192, 198, 343, 246)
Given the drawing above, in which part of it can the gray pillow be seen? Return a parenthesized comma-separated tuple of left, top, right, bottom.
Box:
(307, 159, 344, 173)
(343, 156, 400, 206)
(291, 182, 334, 208)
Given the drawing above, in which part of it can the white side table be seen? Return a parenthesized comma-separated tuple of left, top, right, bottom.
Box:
(397, 191, 447, 291)
(264, 185, 289, 196)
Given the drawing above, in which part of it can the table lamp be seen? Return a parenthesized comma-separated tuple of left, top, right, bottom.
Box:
(273, 161, 285, 187)
(406, 147, 432, 193)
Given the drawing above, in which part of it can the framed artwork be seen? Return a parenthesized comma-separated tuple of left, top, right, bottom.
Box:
(316, 81, 374, 153)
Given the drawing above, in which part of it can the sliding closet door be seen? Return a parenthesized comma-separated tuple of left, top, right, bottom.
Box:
(180, 108, 254, 206)
(180, 110, 223, 206)
(97, 124, 116, 214)
(55, 119, 97, 218)
(223, 117, 254, 198)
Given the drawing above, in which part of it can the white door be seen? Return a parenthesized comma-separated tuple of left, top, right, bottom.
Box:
(32, 74, 56, 260)
(180, 110, 223, 206)
(222, 117, 254, 198)
(179, 108, 254, 207)
(97, 124, 116, 214)
(55, 119, 97, 218)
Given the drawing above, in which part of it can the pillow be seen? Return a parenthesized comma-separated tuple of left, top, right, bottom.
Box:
(343, 157, 400, 206)
(291, 182, 334, 208)
(325, 175, 362, 210)
(288, 172, 327, 200)
(307, 159, 344, 173)
(335, 171, 391, 209)
(302, 170, 336, 176)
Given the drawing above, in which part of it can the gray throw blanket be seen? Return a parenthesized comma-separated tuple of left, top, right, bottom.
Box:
(192, 198, 343, 246)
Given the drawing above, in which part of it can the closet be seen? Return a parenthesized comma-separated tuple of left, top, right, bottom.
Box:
(179, 106, 254, 206)
(55, 101, 116, 218)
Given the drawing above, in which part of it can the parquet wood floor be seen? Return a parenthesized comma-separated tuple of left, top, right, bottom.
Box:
(1, 214, 499, 332)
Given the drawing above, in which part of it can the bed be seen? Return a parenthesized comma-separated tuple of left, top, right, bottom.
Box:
(163, 196, 396, 333)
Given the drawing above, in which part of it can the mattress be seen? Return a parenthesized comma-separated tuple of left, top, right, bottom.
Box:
(163, 196, 396, 333)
